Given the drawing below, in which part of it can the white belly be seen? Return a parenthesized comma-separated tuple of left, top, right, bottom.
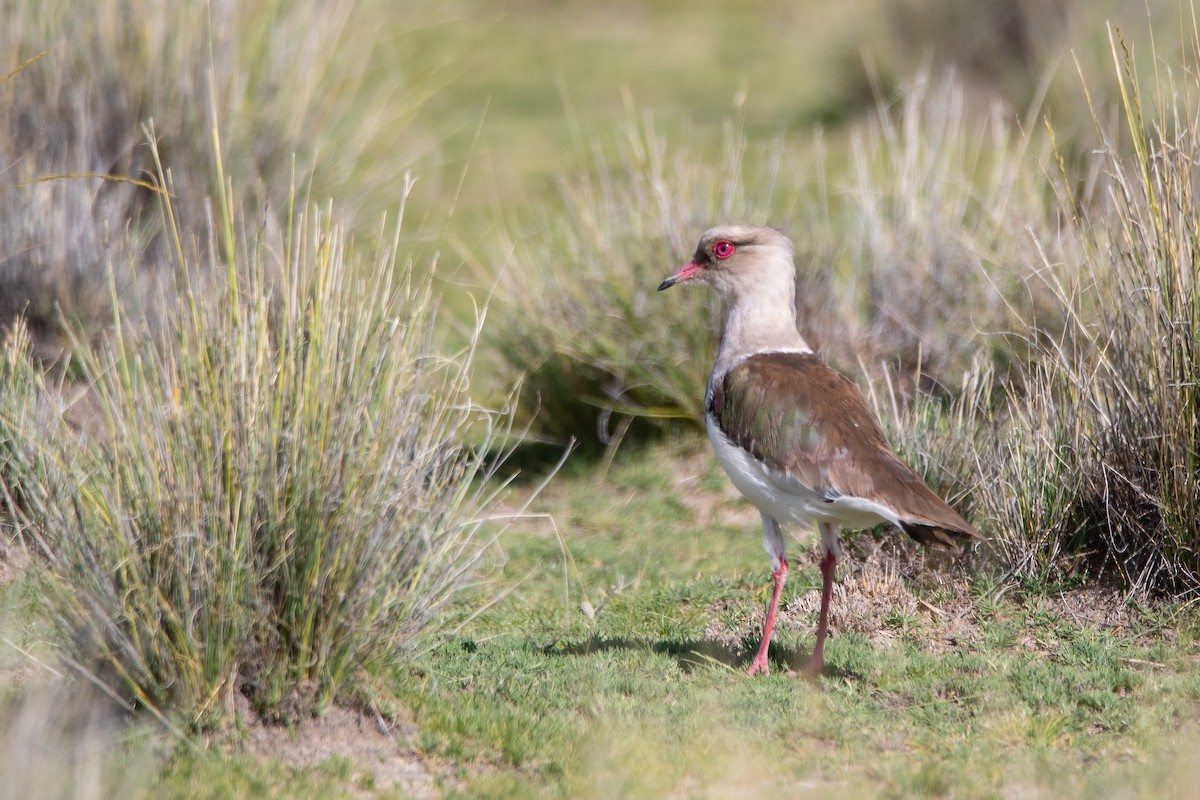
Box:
(705, 413, 896, 533)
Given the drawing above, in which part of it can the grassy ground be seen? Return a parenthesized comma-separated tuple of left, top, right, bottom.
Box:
(123, 435, 1197, 798)
(7, 434, 1198, 798)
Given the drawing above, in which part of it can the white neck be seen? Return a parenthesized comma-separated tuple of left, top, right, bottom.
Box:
(711, 256, 811, 380)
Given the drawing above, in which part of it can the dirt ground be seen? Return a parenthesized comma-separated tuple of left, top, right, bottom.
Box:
(235, 697, 438, 798)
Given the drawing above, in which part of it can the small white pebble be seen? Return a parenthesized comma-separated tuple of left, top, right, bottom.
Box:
(580, 601, 595, 619)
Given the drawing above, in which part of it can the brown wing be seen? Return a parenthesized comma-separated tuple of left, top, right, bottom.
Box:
(710, 352, 981, 548)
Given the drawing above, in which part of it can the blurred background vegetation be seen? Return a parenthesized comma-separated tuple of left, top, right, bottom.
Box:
(4, 0, 1200, 794)
(0, 0, 1181, 364)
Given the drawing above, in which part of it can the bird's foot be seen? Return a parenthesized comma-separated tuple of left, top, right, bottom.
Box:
(746, 655, 771, 676)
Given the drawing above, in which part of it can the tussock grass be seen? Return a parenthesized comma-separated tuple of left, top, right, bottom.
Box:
(0, 324, 57, 523)
(2, 151, 513, 727)
(1010, 22, 1200, 597)
(885, 16, 1200, 598)
(974, 368, 1090, 585)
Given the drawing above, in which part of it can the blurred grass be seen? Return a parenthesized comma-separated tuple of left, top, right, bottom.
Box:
(394, 0, 1188, 220)
(0, 0, 1183, 348)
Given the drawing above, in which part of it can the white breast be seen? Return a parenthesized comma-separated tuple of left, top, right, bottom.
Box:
(705, 413, 899, 534)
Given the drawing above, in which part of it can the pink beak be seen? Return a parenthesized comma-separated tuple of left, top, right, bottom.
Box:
(657, 261, 704, 291)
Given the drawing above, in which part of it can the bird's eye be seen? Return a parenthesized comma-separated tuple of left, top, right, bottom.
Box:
(713, 240, 735, 259)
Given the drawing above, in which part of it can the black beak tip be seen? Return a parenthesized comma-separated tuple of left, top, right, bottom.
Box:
(656, 278, 675, 292)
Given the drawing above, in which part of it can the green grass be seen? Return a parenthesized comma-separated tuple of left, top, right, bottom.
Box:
(6, 437, 1200, 796)
(368, 436, 1200, 798)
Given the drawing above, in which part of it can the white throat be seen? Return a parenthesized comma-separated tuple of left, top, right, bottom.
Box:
(711, 252, 811, 380)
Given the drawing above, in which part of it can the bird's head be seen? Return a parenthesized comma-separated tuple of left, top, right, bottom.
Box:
(657, 225, 795, 300)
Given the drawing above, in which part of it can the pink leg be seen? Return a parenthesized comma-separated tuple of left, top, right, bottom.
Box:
(746, 558, 788, 676)
(802, 549, 836, 678)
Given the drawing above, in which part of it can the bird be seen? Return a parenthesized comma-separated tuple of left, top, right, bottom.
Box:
(657, 224, 981, 677)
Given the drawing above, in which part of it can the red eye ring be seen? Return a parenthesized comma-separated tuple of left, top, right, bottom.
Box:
(713, 240, 735, 259)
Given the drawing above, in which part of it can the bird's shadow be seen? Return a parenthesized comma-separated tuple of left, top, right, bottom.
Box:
(547, 635, 858, 680)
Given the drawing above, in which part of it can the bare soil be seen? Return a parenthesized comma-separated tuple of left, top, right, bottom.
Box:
(234, 695, 438, 798)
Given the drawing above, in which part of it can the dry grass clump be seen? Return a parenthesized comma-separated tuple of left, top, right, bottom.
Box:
(1015, 24, 1200, 597)
(839, 70, 1067, 395)
(1, 151, 513, 728)
(903, 20, 1200, 598)
(860, 351, 1091, 590)
(972, 369, 1089, 585)
(0, 0, 421, 360)
(0, 324, 60, 524)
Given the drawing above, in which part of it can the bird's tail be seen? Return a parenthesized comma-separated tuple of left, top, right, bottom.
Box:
(899, 520, 982, 551)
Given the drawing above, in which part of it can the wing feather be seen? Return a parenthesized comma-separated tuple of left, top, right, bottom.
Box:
(709, 352, 980, 548)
